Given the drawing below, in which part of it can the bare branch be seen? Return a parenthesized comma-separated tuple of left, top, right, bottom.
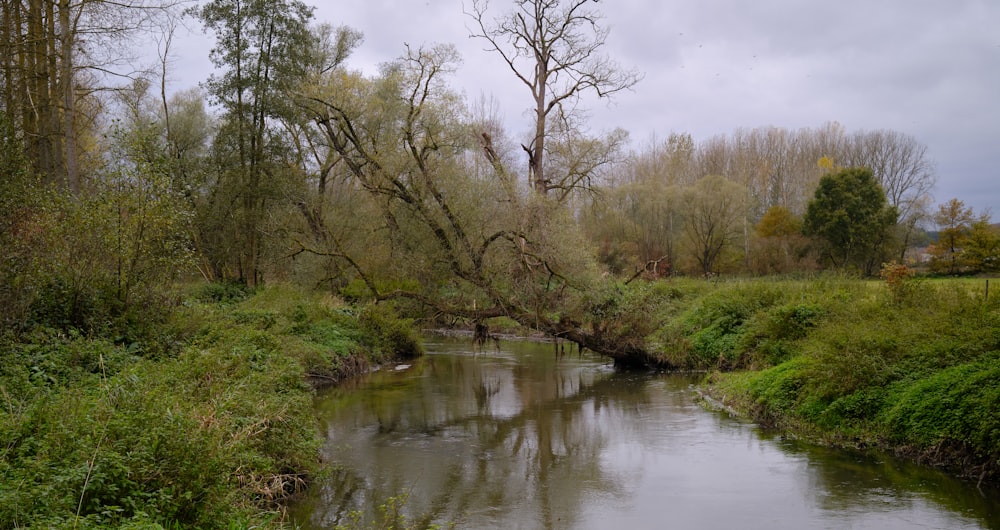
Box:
(467, 0, 641, 199)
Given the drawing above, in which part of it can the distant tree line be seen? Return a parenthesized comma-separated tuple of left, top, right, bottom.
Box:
(580, 124, 998, 277)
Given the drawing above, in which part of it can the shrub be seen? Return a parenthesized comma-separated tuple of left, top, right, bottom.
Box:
(882, 356, 1000, 454)
(358, 304, 423, 360)
(0, 283, 416, 527)
(678, 283, 785, 369)
(702, 277, 1000, 478)
(195, 281, 252, 304)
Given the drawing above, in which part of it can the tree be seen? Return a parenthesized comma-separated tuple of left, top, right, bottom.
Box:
(0, 0, 180, 192)
(751, 205, 811, 274)
(843, 129, 936, 259)
(802, 167, 898, 275)
(578, 132, 693, 276)
(928, 198, 977, 274)
(94, 106, 194, 311)
(295, 44, 653, 363)
(928, 199, 993, 274)
(192, 0, 316, 286)
(679, 175, 746, 275)
(961, 216, 1000, 273)
(467, 0, 641, 197)
(0, 111, 40, 329)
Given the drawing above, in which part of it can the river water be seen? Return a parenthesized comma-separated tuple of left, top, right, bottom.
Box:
(289, 336, 1000, 529)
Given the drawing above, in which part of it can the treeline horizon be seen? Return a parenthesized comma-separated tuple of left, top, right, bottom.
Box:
(580, 122, 997, 277)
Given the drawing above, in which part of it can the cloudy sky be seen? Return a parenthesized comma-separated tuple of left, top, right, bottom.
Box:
(170, 0, 1000, 213)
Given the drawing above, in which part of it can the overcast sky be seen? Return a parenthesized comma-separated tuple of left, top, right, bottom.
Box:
(169, 0, 1000, 214)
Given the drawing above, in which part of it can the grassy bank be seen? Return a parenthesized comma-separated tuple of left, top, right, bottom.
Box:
(641, 274, 999, 482)
(0, 283, 421, 528)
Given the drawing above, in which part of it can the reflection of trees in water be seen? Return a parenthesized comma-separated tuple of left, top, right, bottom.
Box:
(295, 342, 658, 528)
(293, 344, 1000, 529)
(764, 435, 1000, 527)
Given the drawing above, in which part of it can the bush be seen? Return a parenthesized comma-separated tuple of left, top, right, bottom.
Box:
(882, 356, 1000, 454)
(0, 283, 422, 527)
(677, 283, 785, 369)
(359, 304, 423, 360)
(195, 281, 252, 304)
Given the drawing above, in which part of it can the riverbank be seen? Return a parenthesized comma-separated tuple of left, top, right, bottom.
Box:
(641, 275, 999, 484)
(0, 283, 421, 528)
(5, 275, 996, 526)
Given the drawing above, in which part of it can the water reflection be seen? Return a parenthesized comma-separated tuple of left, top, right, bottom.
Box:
(290, 338, 999, 529)
(768, 436, 1000, 528)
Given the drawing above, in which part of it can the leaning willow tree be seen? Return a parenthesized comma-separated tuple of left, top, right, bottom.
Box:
(293, 7, 660, 365)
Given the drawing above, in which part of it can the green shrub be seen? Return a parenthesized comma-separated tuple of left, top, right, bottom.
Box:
(882, 356, 1000, 454)
(0, 283, 421, 527)
(231, 309, 278, 330)
(737, 302, 824, 368)
(358, 304, 423, 360)
(678, 283, 786, 368)
(797, 386, 890, 437)
(195, 281, 252, 304)
(746, 357, 812, 416)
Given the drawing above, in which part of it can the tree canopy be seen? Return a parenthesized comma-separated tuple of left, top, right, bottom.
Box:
(803, 167, 898, 274)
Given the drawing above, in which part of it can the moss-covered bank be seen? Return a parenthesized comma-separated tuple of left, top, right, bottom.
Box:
(0, 284, 421, 528)
(640, 275, 1000, 483)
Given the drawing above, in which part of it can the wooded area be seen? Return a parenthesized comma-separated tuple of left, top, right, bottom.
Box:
(2, 0, 999, 353)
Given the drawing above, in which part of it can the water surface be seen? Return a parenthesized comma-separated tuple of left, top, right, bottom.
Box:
(290, 337, 999, 529)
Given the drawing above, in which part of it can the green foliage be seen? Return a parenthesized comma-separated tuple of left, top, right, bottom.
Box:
(672, 283, 785, 369)
(704, 277, 1000, 476)
(756, 206, 802, 238)
(928, 198, 976, 274)
(742, 356, 813, 424)
(751, 206, 814, 275)
(195, 281, 253, 304)
(803, 167, 898, 275)
(0, 117, 195, 342)
(736, 303, 824, 367)
(681, 175, 747, 275)
(878, 261, 927, 306)
(928, 199, 1000, 274)
(882, 355, 1000, 454)
(0, 284, 423, 527)
(0, 113, 45, 330)
(584, 283, 659, 343)
(192, 0, 318, 286)
(964, 220, 1000, 272)
(359, 304, 424, 360)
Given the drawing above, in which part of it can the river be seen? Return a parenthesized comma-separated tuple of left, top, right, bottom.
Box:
(289, 336, 1000, 529)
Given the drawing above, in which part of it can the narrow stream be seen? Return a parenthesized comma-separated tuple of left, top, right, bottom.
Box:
(289, 337, 1000, 529)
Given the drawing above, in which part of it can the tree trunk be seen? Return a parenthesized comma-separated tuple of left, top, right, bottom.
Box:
(532, 77, 547, 194)
(59, 0, 79, 193)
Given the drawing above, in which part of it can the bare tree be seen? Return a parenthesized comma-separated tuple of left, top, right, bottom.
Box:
(467, 0, 641, 197)
(845, 129, 936, 218)
(682, 175, 746, 275)
(843, 129, 936, 258)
